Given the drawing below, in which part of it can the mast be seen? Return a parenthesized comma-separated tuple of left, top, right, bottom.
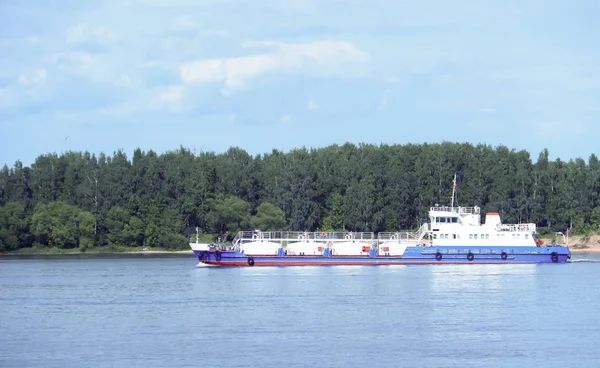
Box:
(451, 173, 457, 209)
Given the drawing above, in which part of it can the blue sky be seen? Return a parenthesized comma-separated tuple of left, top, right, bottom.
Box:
(1, 0, 599, 167)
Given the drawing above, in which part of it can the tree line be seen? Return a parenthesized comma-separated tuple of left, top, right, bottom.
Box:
(1, 142, 599, 252)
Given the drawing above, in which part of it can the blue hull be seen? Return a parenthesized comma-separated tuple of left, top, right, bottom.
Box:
(193, 246, 571, 266)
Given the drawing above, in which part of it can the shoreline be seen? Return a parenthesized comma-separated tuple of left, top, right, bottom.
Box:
(0, 249, 194, 257)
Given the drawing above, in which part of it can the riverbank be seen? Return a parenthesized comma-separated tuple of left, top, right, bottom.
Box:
(558, 235, 600, 254)
(0, 247, 194, 257)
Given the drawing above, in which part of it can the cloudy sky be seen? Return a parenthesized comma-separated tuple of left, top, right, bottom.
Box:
(1, 0, 599, 166)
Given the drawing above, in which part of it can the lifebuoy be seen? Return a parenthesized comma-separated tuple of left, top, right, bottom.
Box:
(215, 250, 222, 262)
(345, 234, 351, 240)
(435, 252, 442, 261)
(467, 252, 474, 261)
(252, 234, 258, 240)
(551, 252, 559, 263)
(501, 252, 507, 260)
(247, 257, 255, 266)
(320, 232, 327, 237)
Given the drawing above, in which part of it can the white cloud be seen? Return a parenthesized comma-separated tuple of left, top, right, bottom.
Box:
(66, 24, 118, 45)
(154, 85, 185, 111)
(180, 40, 369, 90)
(18, 69, 47, 86)
(308, 100, 319, 110)
(53, 51, 133, 85)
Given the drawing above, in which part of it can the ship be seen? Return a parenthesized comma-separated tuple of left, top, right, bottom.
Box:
(190, 177, 570, 266)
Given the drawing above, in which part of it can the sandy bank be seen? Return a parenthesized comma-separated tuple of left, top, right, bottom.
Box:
(545, 234, 600, 254)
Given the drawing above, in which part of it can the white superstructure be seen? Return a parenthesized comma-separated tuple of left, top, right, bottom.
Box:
(425, 205, 538, 247)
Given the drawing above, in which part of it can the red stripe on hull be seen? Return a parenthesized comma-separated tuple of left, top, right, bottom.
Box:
(202, 261, 537, 267)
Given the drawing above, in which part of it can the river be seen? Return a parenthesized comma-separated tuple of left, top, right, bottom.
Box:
(1, 253, 599, 367)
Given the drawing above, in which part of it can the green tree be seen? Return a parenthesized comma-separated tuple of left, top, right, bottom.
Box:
(321, 192, 344, 231)
(343, 179, 378, 231)
(105, 206, 131, 246)
(590, 207, 600, 231)
(250, 202, 286, 230)
(0, 202, 31, 251)
(30, 201, 95, 249)
(206, 195, 251, 239)
(123, 216, 145, 246)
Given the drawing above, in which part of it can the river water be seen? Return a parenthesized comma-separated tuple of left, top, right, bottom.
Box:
(1, 253, 599, 368)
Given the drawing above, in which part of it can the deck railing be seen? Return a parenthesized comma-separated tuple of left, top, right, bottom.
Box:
(234, 231, 375, 243)
(430, 206, 480, 214)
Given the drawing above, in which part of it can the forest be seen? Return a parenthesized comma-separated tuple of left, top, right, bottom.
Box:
(1, 141, 600, 252)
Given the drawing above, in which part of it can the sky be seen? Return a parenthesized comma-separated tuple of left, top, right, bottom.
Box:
(1, 0, 599, 167)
